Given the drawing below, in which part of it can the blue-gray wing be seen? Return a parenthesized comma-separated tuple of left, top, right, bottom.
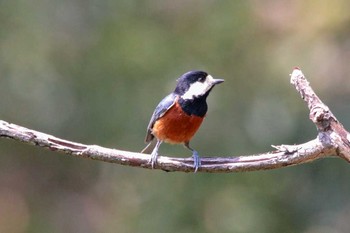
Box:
(144, 93, 177, 143)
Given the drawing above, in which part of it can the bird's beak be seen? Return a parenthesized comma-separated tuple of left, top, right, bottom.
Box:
(212, 78, 224, 85)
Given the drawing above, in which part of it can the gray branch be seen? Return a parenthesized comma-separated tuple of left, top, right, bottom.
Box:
(1, 68, 349, 172)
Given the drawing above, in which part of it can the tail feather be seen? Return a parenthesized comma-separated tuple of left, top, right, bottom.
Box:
(141, 139, 157, 154)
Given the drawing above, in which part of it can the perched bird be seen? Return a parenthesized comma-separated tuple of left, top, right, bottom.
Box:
(142, 71, 224, 172)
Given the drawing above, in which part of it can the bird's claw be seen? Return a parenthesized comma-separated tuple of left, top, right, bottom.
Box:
(149, 151, 158, 169)
(192, 150, 201, 172)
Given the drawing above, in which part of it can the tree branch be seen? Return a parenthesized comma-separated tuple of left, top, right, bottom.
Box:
(1, 68, 349, 172)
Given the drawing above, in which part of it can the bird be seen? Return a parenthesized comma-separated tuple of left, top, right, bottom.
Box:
(141, 71, 224, 172)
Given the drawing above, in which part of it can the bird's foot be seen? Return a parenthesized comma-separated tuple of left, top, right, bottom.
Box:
(149, 150, 158, 169)
(192, 150, 201, 172)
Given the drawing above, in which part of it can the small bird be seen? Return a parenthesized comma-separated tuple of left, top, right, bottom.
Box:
(142, 71, 224, 172)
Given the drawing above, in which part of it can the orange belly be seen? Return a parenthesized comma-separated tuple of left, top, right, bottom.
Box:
(152, 102, 204, 144)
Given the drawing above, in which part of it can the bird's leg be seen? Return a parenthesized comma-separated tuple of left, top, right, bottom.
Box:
(149, 140, 162, 168)
(184, 142, 201, 172)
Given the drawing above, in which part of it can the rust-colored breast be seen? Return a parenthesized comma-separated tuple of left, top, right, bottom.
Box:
(152, 101, 204, 144)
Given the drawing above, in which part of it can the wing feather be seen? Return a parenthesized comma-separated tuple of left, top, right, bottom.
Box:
(144, 93, 177, 143)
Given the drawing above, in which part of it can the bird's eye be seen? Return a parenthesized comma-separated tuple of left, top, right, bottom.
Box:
(199, 76, 206, 82)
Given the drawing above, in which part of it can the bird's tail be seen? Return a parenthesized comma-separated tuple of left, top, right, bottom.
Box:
(141, 139, 157, 154)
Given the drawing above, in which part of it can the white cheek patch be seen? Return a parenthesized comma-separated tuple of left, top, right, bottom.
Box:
(182, 75, 213, 100)
(206, 75, 215, 83)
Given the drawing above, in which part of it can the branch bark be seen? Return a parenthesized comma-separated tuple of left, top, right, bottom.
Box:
(1, 68, 349, 172)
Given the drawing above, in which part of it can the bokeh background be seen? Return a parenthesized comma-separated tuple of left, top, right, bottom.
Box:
(1, 0, 350, 232)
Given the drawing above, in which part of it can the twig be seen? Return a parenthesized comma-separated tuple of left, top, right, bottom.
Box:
(1, 68, 349, 172)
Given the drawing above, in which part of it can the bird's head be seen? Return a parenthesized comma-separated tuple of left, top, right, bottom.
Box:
(174, 71, 224, 100)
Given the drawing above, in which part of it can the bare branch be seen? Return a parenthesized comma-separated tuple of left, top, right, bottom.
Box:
(290, 68, 350, 162)
(1, 68, 349, 172)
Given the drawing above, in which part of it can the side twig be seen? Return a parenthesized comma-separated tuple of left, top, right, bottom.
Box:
(1, 68, 349, 172)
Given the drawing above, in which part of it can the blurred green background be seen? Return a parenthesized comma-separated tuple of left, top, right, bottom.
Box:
(1, 0, 350, 232)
